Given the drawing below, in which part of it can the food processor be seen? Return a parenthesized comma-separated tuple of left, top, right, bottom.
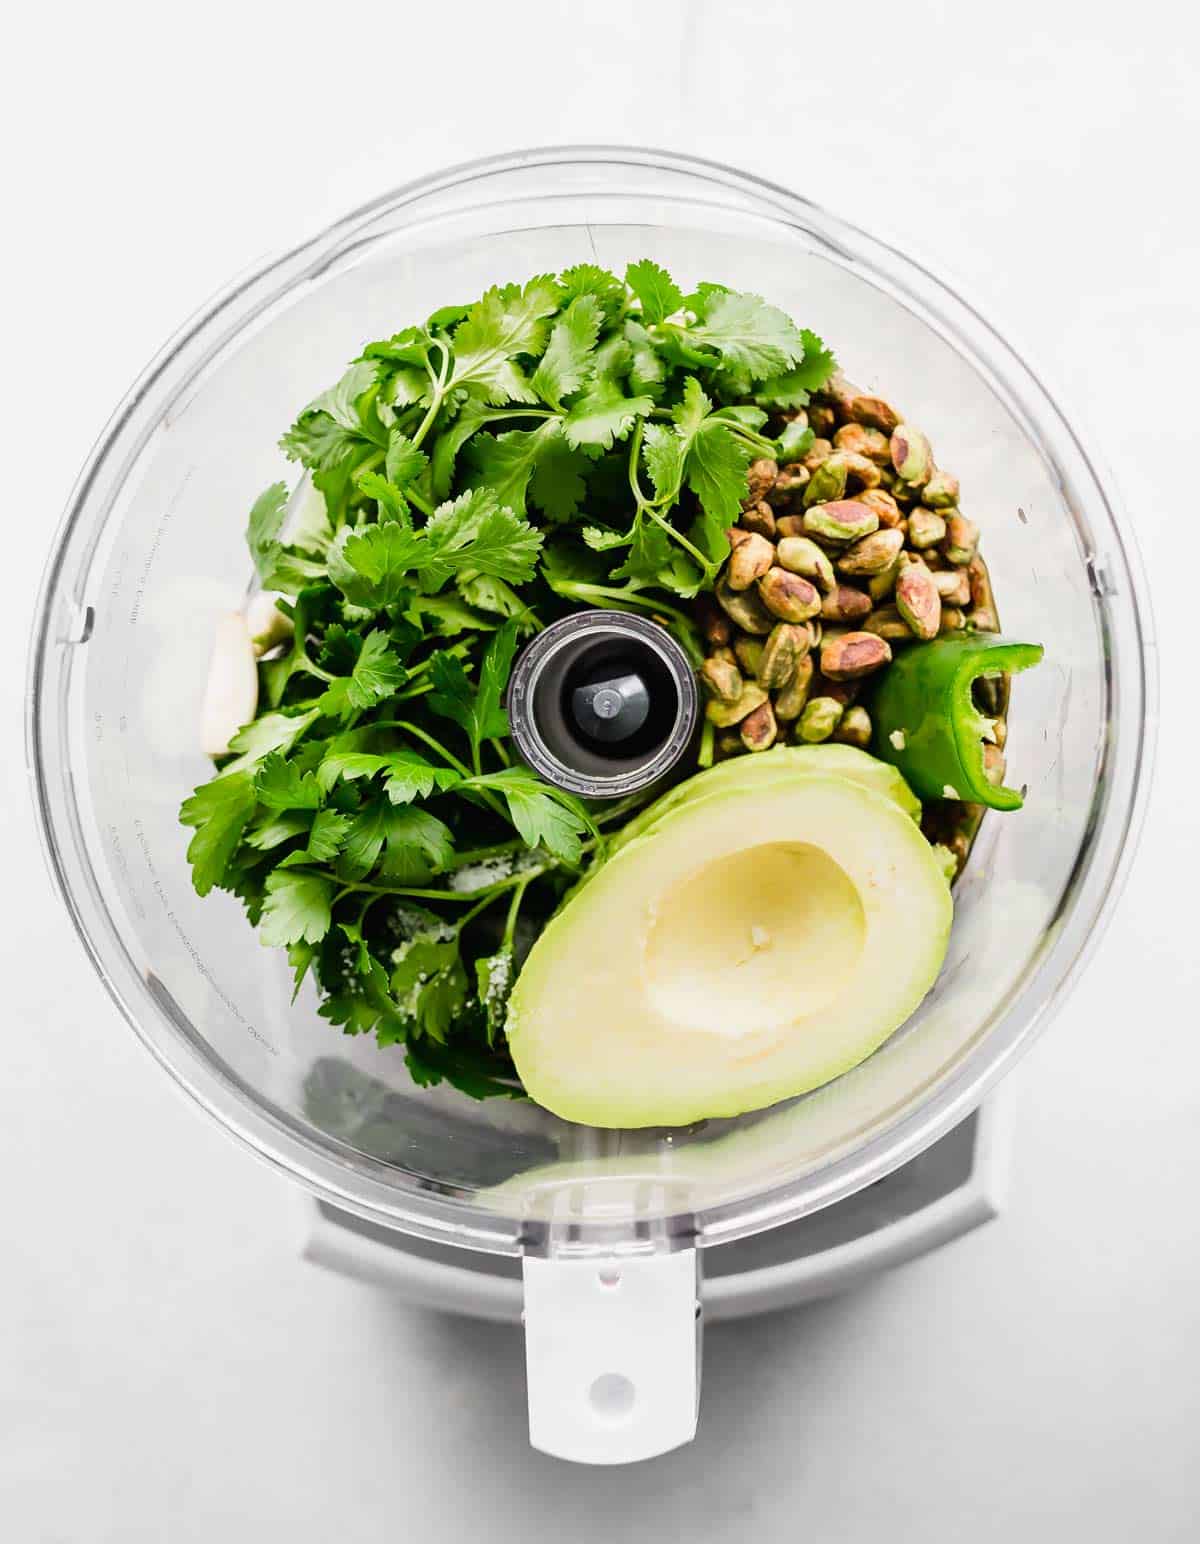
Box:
(28, 147, 1154, 1464)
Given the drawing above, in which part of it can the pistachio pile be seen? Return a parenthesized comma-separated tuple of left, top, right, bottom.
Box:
(694, 372, 1008, 867)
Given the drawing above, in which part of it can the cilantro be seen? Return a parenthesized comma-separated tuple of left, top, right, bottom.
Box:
(317, 631, 407, 719)
(684, 422, 753, 528)
(328, 492, 541, 606)
(316, 749, 460, 804)
(531, 295, 602, 409)
(254, 752, 322, 811)
(463, 424, 558, 518)
(340, 803, 455, 883)
(384, 433, 429, 488)
(625, 259, 684, 325)
(558, 263, 627, 325)
(305, 810, 354, 863)
(280, 361, 387, 471)
(681, 291, 805, 380)
(182, 257, 835, 1099)
(448, 276, 562, 403)
(244, 812, 312, 852)
(465, 767, 593, 864)
(429, 620, 519, 763)
(563, 377, 654, 449)
(429, 400, 494, 501)
(180, 772, 258, 895)
(527, 433, 592, 522)
(407, 592, 498, 637)
(775, 418, 815, 464)
(224, 708, 321, 774)
(259, 870, 334, 947)
(246, 482, 289, 580)
(391, 928, 468, 1043)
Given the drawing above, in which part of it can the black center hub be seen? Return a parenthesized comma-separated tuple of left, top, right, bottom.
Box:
(506, 612, 699, 799)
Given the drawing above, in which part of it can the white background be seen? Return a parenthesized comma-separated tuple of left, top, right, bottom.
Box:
(4, 1, 1199, 1538)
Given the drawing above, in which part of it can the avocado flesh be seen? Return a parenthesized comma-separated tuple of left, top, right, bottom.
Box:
(610, 744, 921, 859)
(507, 773, 952, 1129)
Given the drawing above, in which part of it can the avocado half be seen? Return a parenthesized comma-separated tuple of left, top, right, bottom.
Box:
(507, 770, 952, 1129)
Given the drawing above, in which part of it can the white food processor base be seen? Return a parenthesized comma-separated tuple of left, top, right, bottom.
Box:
(297, 1091, 1011, 1323)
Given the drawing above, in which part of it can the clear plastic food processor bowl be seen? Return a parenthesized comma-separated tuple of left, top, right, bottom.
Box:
(28, 148, 1155, 1463)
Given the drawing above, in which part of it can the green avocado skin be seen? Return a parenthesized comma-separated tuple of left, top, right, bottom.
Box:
(869, 634, 1043, 810)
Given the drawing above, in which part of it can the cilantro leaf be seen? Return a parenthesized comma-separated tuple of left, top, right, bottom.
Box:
(582, 523, 635, 552)
(625, 259, 684, 325)
(642, 377, 751, 530)
(224, 708, 321, 774)
(254, 752, 323, 811)
(259, 870, 334, 947)
(563, 377, 654, 450)
(530, 295, 602, 408)
(327, 523, 421, 608)
(641, 421, 684, 504)
(287, 939, 316, 999)
(527, 434, 592, 522)
(403, 1037, 522, 1100)
(406, 592, 498, 637)
(180, 772, 258, 896)
(672, 374, 713, 437)
(305, 810, 353, 863)
(327, 495, 540, 605)
(316, 749, 460, 803)
(775, 419, 815, 464)
(755, 329, 837, 407)
(391, 929, 468, 1043)
(466, 768, 590, 863)
(557, 263, 626, 325)
(684, 421, 752, 527)
(623, 320, 667, 396)
(612, 519, 674, 585)
(280, 361, 386, 470)
(449, 276, 563, 403)
(457, 573, 538, 627)
(463, 424, 554, 518)
(303, 361, 383, 431)
(429, 619, 519, 756)
(416, 491, 543, 591)
(359, 326, 435, 369)
(429, 399, 494, 501)
(244, 812, 312, 852)
(683, 290, 804, 381)
(318, 952, 401, 1039)
(317, 631, 406, 719)
(355, 470, 411, 527)
(716, 404, 769, 431)
(340, 802, 454, 882)
(609, 520, 704, 599)
(384, 432, 429, 488)
(807, 329, 838, 382)
(246, 482, 288, 581)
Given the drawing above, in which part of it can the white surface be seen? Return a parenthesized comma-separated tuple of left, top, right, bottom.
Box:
(4, 1, 1198, 1537)
(523, 1251, 699, 1462)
